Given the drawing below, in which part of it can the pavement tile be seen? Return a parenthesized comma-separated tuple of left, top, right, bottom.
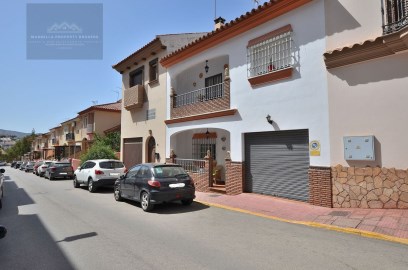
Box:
(374, 227, 396, 236)
(357, 225, 376, 232)
(377, 216, 400, 229)
(398, 223, 408, 231)
(361, 219, 379, 226)
(394, 230, 408, 239)
(332, 218, 361, 228)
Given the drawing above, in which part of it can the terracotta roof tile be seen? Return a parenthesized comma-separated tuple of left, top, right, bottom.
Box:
(78, 101, 121, 115)
(324, 37, 384, 56)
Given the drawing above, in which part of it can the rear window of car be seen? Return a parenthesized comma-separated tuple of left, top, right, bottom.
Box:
(99, 161, 124, 169)
(53, 163, 71, 167)
(153, 166, 188, 178)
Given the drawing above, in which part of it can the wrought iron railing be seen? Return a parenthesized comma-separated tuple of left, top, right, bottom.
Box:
(382, 0, 408, 34)
(66, 133, 75, 141)
(174, 158, 206, 174)
(174, 83, 224, 108)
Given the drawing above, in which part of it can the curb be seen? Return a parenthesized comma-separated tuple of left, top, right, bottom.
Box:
(196, 200, 408, 246)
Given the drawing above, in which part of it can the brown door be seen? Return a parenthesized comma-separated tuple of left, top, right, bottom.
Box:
(123, 138, 143, 168)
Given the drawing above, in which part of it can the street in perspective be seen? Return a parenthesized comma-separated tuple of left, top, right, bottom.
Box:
(1, 0, 408, 269)
(0, 168, 407, 270)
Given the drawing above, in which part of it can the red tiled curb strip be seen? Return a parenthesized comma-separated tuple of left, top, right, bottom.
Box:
(196, 200, 408, 246)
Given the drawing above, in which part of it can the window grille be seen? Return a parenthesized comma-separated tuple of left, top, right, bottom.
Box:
(192, 137, 216, 159)
(247, 30, 293, 78)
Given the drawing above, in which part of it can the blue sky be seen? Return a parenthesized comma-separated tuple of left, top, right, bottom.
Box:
(0, 0, 258, 134)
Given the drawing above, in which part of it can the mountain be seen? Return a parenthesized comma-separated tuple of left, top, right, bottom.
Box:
(0, 129, 31, 138)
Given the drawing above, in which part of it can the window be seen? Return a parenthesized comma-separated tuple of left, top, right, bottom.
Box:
(127, 165, 141, 178)
(129, 67, 144, 87)
(192, 136, 216, 160)
(204, 73, 223, 100)
(247, 25, 293, 78)
(146, 108, 156, 120)
(137, 166, 152, 178)
(83, 116, 88, 129)
(149, 58, 158, 82)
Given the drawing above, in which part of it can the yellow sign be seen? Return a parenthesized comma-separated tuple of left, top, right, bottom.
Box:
(309, 140, 321, 156)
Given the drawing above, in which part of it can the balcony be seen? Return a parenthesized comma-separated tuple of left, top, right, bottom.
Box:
(382, 0, 408, 35)
(124, 84, 144, 111)
(87, 124, 94, 134)
(170, 74, 230, 120)
(66, 133, 75, 141)
(51, 138, 59, 146)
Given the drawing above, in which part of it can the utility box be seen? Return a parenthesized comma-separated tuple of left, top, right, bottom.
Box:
(343, 136, 375, 161)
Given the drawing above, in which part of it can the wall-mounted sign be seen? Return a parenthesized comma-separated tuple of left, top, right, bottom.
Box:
(309, 140, 321, 156)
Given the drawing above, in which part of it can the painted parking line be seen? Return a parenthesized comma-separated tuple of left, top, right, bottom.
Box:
(196, 200, 408, 246)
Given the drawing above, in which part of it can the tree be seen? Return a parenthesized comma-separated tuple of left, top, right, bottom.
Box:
(80, 131, 120, 164)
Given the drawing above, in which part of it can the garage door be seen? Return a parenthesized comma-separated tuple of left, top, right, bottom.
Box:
(123, 137, 143, 169)
(245, 130, 310, 201)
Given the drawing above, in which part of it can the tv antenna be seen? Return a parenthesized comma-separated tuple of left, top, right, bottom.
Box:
(92, 100, 98, 105)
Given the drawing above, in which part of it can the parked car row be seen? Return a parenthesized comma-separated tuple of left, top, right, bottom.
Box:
(10, 159, 196, 212)
(12, 160, 74, 180)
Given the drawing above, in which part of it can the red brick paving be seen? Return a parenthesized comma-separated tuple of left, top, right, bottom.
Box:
(195, 192, 408, 240)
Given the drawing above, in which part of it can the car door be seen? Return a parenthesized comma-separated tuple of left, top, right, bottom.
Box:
(76, 162, 87, 183)
(121, 165, 140, 198)
(134, 166, 152, 201)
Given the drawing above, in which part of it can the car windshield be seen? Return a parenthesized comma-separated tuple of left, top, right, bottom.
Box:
(53, 163, 71, 167)
(153, 166, 188, 178)
(99, 161, 124, 169)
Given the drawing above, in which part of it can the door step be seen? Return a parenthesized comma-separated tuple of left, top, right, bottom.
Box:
(209, 185, 226, 194)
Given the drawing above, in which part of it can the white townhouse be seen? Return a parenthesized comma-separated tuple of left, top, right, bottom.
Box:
(161, 0, 331, 205)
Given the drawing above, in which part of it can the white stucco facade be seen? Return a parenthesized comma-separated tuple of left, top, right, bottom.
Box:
(166, 0, 330, 167)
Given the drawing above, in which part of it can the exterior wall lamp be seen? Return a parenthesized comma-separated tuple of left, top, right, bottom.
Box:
(205, 60, 209, 73)
(266, 114, 273, 125)
(205, 128, 210, 138)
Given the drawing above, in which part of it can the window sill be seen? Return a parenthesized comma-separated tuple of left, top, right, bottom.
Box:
(148, 79, 159, 87)
(248, 67, 293, 86)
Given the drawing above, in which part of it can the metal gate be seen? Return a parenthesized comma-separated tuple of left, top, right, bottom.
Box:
(123, 137, 143, 169)
(245, 130, 310, 201)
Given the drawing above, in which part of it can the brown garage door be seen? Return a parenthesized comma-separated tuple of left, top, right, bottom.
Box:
(123, 137, 143, 169)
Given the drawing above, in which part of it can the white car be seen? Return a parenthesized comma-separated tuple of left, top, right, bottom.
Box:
(73, 159, 126, 193)
(37, 161, 53, 177)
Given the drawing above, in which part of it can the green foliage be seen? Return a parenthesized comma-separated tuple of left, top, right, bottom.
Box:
(80, 142, 117, 165)
(4, 134, 35, 162)
(93, 132, 120, 152)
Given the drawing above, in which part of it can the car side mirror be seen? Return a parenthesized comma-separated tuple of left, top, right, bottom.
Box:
(120, 175, 125, 180)
(0, 169, 5, 173)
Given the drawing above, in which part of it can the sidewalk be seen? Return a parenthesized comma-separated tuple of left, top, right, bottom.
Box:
(195, 192, 408, 244)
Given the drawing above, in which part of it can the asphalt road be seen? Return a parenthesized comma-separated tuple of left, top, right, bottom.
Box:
(0, 167, 407, 270)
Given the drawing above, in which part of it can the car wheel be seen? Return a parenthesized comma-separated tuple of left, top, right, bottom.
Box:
(49, 175, 54, 181)
(73, 176, 80, 188)
(141, 192, 154, 212)
(181, 199, 194, 206)
(114, 185, 122, 201)
(88, 179, 96, 193)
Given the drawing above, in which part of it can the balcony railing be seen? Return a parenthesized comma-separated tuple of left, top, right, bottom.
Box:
(52, 138, 59, 145)
(66, 133, 75, 141)
(174, 158, 206, 174)
(174, 83, 224, 108)
(382, 0, 408, 34)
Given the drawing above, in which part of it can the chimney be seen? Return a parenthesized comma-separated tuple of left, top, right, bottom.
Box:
(214, 17, 226, 30)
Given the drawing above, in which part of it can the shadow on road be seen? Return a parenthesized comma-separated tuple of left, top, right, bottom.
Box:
(56, 232, 98, 243)
(0, 177, 76, 270)
(120, 200, 210, 215)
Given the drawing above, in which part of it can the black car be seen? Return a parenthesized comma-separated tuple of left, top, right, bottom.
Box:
(44, 162, 74, 180)
(15, 161, 23, 169)
(114, 163, 195, 212)
(0, 168, 5, 209)
(10, 161, 17, 168)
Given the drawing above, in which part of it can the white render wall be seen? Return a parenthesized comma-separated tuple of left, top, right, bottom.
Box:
(166, 0, 330, 166)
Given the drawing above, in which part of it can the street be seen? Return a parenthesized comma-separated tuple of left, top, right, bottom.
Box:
(0, 168, 407, 270)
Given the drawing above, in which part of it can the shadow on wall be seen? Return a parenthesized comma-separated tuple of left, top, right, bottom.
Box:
(325, 0, 361, 37)
(346, 137, 382, 168)
(330, 53, 408, 86)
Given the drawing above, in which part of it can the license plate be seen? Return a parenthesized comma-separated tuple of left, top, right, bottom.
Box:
(169, 183, 185, 188)
(60, 172, 67, 175)
(110, 173, 120, 176)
